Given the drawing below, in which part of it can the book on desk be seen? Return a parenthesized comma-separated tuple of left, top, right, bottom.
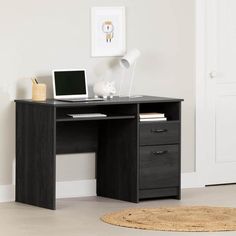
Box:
(139, 112, 167, 122)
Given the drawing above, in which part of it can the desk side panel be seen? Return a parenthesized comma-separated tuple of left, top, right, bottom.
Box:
(177, 102, 182, 199)
(16, 103, 56, 209)
(97, 110, 139, 203)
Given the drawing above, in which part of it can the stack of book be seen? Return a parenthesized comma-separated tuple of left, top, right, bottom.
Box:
(139, 112, 167, 122)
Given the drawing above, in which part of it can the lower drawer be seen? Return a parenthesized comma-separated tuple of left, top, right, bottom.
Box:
(140, 145, 180, 189)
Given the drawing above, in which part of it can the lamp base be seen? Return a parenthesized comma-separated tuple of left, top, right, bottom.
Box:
(118, 95, 143, 98)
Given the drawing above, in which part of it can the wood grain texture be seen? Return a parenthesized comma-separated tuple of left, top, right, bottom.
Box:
(139, 102, 181, 200)
(177, 102, 182, 199)
(137, 187, 179, 200)
(56, 115, 135, 122)
(16, 103, 56, 209)
(140, 145, 179, 189)
(139, 102, 181, 121)
(140, 121, 180, 146)
(97, 105, 139, 203)
(56, 121, 98, 154)
(15, 96, 183, 108)
(15, 97, 183, 208)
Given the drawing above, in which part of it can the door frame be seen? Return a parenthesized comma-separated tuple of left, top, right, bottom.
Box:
(195, 0, 208, 186)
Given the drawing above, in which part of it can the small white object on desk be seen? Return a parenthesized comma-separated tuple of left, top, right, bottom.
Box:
(93, 80, 116, 99)
(67, 113, 107, 118)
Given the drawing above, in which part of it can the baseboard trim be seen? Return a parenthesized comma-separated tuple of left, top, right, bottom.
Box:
(56, 179, 96, 199)
(0, 185, 15, 202)
(0, 174, 204, 202)
(181, 172, 204, 189)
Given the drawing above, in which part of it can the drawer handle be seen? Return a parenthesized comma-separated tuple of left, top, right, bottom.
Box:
(151, 129, 167, 133)
(152, 150, 168, 156)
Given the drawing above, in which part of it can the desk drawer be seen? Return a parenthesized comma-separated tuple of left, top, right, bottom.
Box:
(140, 121, 180, 145)
(140, 145, 179, 189)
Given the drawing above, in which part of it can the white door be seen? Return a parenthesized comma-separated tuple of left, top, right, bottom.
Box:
(205, 0, 236, 185)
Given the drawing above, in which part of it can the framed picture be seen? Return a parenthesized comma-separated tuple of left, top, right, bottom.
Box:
(91, 7, 126, 57)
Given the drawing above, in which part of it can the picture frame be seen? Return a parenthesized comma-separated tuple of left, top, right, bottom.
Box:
(91, 7, 126, 57)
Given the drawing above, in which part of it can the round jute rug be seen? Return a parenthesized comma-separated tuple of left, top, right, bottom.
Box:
(101, 206, 236, 232)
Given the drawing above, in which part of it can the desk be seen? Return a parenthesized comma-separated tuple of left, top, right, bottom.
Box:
(15, 96, 183, 209)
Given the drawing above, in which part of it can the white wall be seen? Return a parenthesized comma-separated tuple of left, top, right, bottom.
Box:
(0, 0, 195, 186)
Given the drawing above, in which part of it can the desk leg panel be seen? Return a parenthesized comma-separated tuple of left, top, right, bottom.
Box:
(16, 103, 56, 209)
(97, 119, 138, 203)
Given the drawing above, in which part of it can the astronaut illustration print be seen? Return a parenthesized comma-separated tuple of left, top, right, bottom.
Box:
(102, 21, 114, 43)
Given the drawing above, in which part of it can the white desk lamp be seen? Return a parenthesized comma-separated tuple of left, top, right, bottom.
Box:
(119, 49, 141, 97)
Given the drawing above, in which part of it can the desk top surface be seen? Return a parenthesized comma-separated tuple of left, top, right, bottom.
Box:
(15, 96, 183, 107)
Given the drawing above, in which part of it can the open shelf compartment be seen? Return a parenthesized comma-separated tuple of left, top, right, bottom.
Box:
(56, 104, 137, 122)
(139, 102, 181, 122)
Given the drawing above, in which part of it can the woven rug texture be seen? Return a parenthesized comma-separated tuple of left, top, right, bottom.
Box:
(101, 206, 236, 232)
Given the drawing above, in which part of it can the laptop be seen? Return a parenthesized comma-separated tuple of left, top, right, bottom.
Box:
(52, 69, 103, 102)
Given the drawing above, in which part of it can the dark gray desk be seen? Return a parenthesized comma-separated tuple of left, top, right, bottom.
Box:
(15, 96, 183, 209)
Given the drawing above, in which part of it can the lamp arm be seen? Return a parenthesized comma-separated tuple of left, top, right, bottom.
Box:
(118, 68, 125, 97)
(128, 61, 137, 97)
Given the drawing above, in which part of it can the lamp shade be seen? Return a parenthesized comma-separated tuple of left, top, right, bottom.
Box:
(120, 49, 141, 69)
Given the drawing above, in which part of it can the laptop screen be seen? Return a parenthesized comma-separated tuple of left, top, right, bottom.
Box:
(54, 70, 87, 96)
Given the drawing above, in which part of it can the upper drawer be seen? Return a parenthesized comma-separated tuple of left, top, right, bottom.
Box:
(140, 121, 180, 146)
